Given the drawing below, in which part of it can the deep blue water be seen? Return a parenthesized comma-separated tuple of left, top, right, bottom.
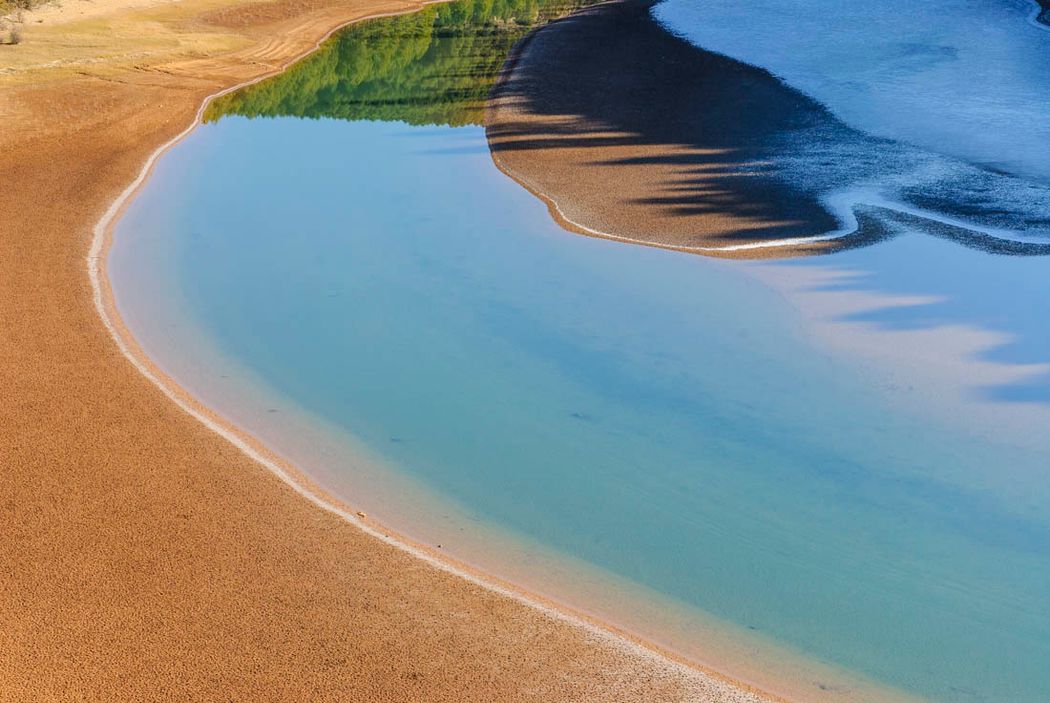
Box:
(656, 0, 1050, 182)
(109, 2, 1050, 701)
(654, 0, 1050, 240)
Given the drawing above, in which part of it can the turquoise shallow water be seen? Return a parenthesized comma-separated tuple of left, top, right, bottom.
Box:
(112, 116, 1050, 702)
(108, 3, 1050, 701)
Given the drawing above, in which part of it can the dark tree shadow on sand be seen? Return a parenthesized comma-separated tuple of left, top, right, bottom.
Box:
(486, 0, 1050, 258)
(486, 0, 850, 251)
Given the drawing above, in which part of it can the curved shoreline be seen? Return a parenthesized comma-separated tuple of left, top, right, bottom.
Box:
(16, 0, 1041, 700)
(490, 140, 1050, 258)
(85, 5, 780, 703)
(486, 0, 1050, 260)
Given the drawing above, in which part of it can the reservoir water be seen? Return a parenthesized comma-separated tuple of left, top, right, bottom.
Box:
(109, 2, 1050, 701)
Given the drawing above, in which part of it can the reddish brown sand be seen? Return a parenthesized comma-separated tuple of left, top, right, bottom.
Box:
(0, 0, 779, 700)
(486, 0, 848, 259)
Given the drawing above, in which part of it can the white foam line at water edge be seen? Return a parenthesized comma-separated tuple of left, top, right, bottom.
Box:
(822, 189, 1050, 244)
(84, 8, 762, 700)
(497, 151, 1050, 254)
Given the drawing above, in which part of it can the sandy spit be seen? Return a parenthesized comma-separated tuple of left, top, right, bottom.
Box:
(485, 0, 849, 259)
(0, 0, 777, 700)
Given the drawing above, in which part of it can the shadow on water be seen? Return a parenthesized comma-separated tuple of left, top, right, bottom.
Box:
(486, 0, 1050, 257)
(124, 1, 1050, 697)
(480, 0, 1050, 405)
(486, 0, 843, 248)
(205, 0, 1050, 404)
(206, 0, 1050, 259)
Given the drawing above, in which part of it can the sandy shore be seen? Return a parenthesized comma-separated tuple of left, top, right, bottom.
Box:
(485, 0, 855, 259)
(487, 0, 1050, 261)
(0, 0, 779, 700)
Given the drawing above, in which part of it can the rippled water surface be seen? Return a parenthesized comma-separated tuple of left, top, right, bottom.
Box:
(656, 0, 1050, 181)
(652, 0, 1050, 253)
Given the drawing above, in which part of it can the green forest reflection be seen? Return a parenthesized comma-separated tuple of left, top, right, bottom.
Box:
(205, 0, 589, 126)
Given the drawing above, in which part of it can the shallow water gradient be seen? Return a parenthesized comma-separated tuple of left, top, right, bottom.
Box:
(112, 116, 1050, 702)
(109, 0, 1050, 700)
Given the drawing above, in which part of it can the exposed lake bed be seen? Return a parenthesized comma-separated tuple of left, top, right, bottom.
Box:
(106, 1, 1050, 701)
